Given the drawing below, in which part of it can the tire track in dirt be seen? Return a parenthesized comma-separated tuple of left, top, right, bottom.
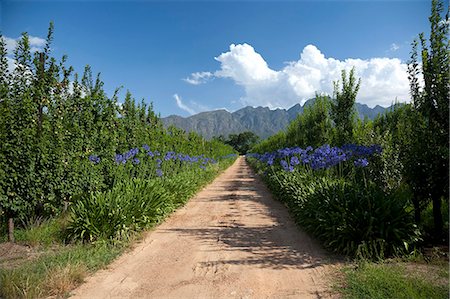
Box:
(70, 156, 339, 299)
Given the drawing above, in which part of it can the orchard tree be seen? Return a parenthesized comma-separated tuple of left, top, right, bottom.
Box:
(331, 68, 361, 146)
(407, 0, 449, 240)
(2, 32, 37, 242)
(0, 35, 10, 239)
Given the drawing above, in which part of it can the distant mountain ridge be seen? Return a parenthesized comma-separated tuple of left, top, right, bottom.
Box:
(162, 99, 391, 139)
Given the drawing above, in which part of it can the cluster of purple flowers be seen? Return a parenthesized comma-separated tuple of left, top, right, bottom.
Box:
(248, 144, 381, 172)
(88, 155, 101, 164)
(89, 145, 236, 177)
(115, 148, 140, 165)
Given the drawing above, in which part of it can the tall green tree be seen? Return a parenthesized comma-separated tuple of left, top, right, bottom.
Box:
(331, 68, 361, 145)
(0, 35, 10, 239)
(407, 0, 449, 240)
(3, 33, 37, 241)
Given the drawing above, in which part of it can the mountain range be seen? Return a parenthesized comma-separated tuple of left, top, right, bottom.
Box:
(162, 99, 389, 140)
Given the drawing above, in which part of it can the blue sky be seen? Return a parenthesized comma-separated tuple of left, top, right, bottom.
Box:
(2, 0, 435, 117)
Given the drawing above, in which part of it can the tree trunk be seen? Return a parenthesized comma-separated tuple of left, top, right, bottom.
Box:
(8, 217, 14, 243)
(432, 196, 443, 242)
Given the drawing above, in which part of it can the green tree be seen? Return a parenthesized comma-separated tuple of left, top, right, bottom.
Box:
(2, 32, 38, 241)
(0, 35, 10, 239)
(285, 95, 332, 148)
(331, 68, 361, 145)
(226, 131, 260, 154)
(407, 0, 449, 240)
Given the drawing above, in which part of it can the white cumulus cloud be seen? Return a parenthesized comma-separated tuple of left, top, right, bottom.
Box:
(174, 94, 196, 115)
(186, 43, 411, 108)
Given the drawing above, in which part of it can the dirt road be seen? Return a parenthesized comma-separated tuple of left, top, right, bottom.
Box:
(71, 157, 337, 299)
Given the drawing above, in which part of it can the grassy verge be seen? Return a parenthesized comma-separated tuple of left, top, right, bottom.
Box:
(0, 158, 236, 299)
(0, 242, 125, 298)
(338, 258, 449, 299)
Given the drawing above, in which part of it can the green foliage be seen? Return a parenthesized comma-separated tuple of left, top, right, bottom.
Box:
(285, 94, 333, 148)
(401, 0, 449, 239)
(340, 262, 449, 299)
(251, 160, 420, 259)
(14, 217, 64, 247)
(67, 178, 170, 242)
(224, 131, 259, 154)
(252, 94, 333, 154)
(66, 159, 234, 242)
(251, 130, 286, 154)
(0, 242, 125, 299)
(250, 0, 449, 249)
(331, 68, 360, 145)
(0, 24, 236, 241)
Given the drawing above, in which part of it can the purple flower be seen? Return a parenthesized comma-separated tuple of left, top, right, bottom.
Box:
(156, 169, 163, 177)
(132, 158, 140, 165)
(354, 158, 369, 167)
(290, 156, 300, 166)
(115, 154, 125, 164)
(89, 155, 100, 164)
(280, 160, 294, 172)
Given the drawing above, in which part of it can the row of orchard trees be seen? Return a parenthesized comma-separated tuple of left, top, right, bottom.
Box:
(0, 23, 233, 241)
(252, 0, 449, 242)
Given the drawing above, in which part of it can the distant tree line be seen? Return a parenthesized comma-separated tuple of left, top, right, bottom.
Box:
(214, 131, 260, 155)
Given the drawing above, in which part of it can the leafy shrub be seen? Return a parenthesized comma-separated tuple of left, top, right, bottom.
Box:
(247, 143, 421, 260)
(66, 157, 236, 242)
(298, 178, 420, 259)
(66, 178, 171, 242)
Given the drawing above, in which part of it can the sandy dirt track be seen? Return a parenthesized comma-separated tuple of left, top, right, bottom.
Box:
(70, 157, 338, 299)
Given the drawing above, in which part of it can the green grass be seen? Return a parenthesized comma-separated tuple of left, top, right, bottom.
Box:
(14, 217, 66, 247)
(0, 242, 125, 299)
(339, 260, 449, 299)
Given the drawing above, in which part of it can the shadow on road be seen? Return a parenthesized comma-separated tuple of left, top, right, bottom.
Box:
(162, 159, 338, 271)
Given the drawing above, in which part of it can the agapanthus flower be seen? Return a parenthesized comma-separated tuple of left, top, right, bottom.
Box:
(354, 158, 369, 167)
(115, 154, 125, 164)
(290, 156, 300, 166)
(89, 155, 100, 164)
(280, 160, 294, 172)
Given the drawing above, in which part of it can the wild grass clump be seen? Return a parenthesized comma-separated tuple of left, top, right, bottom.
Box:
(66, 178, 171, 242)
(0, 242, 123, 299)
(339, 261, 448, 299)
